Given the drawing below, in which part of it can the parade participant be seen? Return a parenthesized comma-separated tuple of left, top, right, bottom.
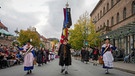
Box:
(16, 40, 36, 74)
(42, 48, 46, 64)
(58, 37, 71, 74)
(23, 45, 34, 74)
(92, 46, 99, 66)
(45, 49, 50, 63)
(36, 47, 44, 66)
(81, 47, 85, 62)
(84, 47, 89, 64)
(101, 36, 116, 74)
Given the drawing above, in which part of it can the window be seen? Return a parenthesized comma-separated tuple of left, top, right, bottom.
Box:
(107, 20, 109, 26)
(100, 10, 102, 18)
(117, 13, 119, 23)
(111, 0, 114, 7)
(103, 23, 106, 27)
(111, 16, 114, 26)
(107, 3, 109, 11)
(132, 1, 135, 14)
(94, 16, 97, 22)
(103, 7, 105, 15)
(98, 13, 99, 20)
(100, 25, 102, 28)
(98, 27, 99, 30)
(123, 7, 126, 19)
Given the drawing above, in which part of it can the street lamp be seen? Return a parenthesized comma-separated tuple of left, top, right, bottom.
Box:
(83, 23, 89, 47)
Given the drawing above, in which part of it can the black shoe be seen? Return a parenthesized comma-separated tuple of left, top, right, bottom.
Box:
(61, 69, 64, 73)
(105, 70, 109, 74)
(65, 71, 68, 74)
(27, 71, 30, 74)
(105, 72, 109, 74)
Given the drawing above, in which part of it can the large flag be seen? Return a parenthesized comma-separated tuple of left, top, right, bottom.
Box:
(60, 7, 72, 43)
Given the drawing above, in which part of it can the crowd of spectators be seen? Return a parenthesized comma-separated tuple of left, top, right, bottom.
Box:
(0, 44, 23, 69)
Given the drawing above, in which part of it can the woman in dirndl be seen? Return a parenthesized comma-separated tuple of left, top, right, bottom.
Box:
(16, 40, 35, 75)
(101, 36, 116, 74)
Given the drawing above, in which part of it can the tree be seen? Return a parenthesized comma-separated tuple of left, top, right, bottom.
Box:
(87, 19, 100, 47)
(68, 11, 100, 50)
(17, 29, 41, 47)
(68, 24, 84, 50)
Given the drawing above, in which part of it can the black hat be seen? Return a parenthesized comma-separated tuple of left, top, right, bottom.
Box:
(104, 36, 110, 41)
(27, 39, 31, 43)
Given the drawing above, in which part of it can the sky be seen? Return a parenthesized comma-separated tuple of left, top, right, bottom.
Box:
(0, 0, 99, 39)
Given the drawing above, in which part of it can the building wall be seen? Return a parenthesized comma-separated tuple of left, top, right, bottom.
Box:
(91, 0, 135, 33)
(90, 0, 135, 55)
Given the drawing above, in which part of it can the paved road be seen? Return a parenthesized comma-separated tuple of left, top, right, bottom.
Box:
(0, 58, 134, 76)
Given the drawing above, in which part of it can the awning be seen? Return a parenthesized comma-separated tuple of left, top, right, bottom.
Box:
(100, 22, 135, 39)
(0, 29, 13, 36)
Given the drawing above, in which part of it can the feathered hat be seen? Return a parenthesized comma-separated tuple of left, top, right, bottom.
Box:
(104, 36, 110, 41)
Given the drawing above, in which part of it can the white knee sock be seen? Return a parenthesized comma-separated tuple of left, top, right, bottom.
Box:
(65, 66, 68, 72)
(62, 66, 65, 70)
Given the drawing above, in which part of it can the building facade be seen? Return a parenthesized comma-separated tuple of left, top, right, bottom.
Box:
(0, 21, 8, 31)
(90, 0, 135, 55)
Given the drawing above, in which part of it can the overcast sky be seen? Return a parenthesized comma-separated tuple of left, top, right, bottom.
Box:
(0, 0, 99, 39)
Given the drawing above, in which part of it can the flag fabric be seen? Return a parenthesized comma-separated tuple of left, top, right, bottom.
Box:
(62, 28, 68, 37)
(65, 28, 68, 37)
(63, 8, 72, 29)
(60, 7, 72, 43)
(66, 8, 72, 28)
(60, 33, 65, 44)
(63, 8, 67, 28)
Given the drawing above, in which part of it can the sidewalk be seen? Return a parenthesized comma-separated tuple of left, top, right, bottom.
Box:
(90, 59, 135, 74)
(113, 61, 135, 74)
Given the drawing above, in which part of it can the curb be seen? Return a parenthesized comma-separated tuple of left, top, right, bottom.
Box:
(114, 67, 135, 74)
(88, 60, 135, 74)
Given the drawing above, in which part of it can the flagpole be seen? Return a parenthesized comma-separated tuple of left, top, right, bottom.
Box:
(60, 0, 72, 43)
(66, 2, 69, 8)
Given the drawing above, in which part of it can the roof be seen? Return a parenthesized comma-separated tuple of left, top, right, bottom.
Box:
(40, 35, 47, 42)
(0, 21, 8, 31)
(90, 0, 103, 16)
(0, 21, 6, 28)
